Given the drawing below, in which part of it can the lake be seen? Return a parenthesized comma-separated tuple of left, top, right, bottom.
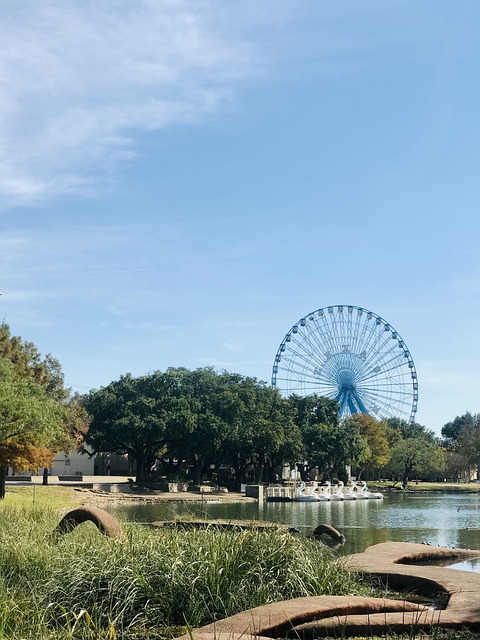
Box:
(106, 492, 480, 571)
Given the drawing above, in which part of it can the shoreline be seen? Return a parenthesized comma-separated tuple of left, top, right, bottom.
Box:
(75, 488, 258, 507)
(4, 483, 480, 511)
(76, 482, 480, 508)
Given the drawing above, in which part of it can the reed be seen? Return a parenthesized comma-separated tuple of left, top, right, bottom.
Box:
(0, 507, 373, 639)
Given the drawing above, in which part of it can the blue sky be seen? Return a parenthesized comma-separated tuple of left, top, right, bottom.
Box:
(2, 1, 480, 435)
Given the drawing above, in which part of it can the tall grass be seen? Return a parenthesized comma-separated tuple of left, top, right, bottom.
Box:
(0, 507, 374, 639)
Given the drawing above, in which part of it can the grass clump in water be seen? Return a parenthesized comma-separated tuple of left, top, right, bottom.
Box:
(0, 507, 374, 638)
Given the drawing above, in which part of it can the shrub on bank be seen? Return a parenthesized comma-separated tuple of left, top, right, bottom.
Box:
(0, 507, 373, 639)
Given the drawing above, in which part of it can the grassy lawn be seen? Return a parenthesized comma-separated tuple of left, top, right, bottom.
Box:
(0, 485, 86, 509)
(368, 480, 480, 493)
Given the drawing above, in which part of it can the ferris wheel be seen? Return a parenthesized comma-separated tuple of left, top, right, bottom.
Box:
(272, 305, 418, 423)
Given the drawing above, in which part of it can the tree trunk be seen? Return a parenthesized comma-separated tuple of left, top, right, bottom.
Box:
(135, 452, 145, 483)
(0, 466, 6, 499)
(264, 462, 277, 483)
(402, 462, 414, 489)
(255, 463, 264, 484)
(128, 454, 134, 476)
(193, 461, 202, 485)
(234, 466, 243, 491)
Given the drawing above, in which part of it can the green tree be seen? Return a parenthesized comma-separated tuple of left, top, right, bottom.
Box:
(163, 367, 228, 484)
(84, 371, 177, 482)
(288, 394, 340, 431)
(438, 413, 480, 479)
(0, 358, 67, 497)
(387, 437, 445, 488)
(245, 384, 297, 484)
(445, 449, 472, 482)
(287, 395, 370, 479)
(85, 368, 299, 488)
(442, 412, 478, 449)
(385, 417, 431, 441)
(219, 375, 292, 488)
(344, 414, 391, 478)
(0, 323, 69, 401)
(383, 416, 446, 487)
(265, 410, 303, 483)
(0, 323, 88, 495)
(456, 420, 480, 476)
(318, 421, 370, 480)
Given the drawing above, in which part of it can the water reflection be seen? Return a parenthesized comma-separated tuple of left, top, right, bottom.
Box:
(107, 492, 480, 560)
(448, 558, 480, 572)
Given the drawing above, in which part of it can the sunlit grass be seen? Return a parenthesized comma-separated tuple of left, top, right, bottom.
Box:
(369, 481, 480, 492)
(3, 485, 477, 638)
(0, 507, 375, 639)
(0, 485, 85, 509)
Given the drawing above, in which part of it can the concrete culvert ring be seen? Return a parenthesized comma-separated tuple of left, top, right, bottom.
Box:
(53, 506, 124, 539)
(312, 524, 346, 543)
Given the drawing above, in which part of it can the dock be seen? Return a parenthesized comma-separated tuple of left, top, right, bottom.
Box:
(265, 485, 296, 502)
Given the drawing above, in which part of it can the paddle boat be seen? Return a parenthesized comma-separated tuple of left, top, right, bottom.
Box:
(313, 481, 333, 501)
(351, 480, 368, 499)
(355, 480, 384, 499)
(323, 480, 344, 501)
(342, 481, 357, 500)
(296, 481, 328, 502)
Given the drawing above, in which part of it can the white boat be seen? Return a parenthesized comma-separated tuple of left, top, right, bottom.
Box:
(324, 480, 344, 501)
(296, 481, 329, 502)
(313, 481, 332, 501)
(342, 481, 357, 500)
(351, 481, 368, 499)
(355, 481, 384, 500)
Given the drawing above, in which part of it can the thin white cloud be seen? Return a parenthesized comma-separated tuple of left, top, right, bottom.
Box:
(222, 342, 241, 352)
(0, 290, 58, 302)
(0, 0, 257, 206)
(0, 1, 440, 208)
